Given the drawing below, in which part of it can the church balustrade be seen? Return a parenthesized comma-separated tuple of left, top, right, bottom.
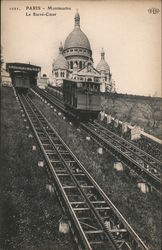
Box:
(63, 49, 91, 58)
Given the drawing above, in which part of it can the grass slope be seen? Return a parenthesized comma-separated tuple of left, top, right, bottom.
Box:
(0, 87, 74, 250)
(31, 92, 161, 250)
(101, 95, 162, 139)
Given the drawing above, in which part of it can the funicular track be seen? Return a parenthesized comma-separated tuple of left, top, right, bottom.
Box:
(81, 121, 161, 193)
(31, 86, 162, 193)
(17, 92, 148, 250)
(33, 86, 65, 111)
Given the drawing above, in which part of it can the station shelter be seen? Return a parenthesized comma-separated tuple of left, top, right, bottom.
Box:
(6, 63, 41, 88)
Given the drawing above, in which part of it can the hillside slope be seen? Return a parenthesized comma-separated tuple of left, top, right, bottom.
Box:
(101, 94, 162, 139)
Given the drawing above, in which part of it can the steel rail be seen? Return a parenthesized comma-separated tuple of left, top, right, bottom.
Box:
(80, 122, 161, 192)
(93, 121, 161, 169)
(18, 93, 92, 250)
(46, 87, 161, 167)
(18, 93, 119, 250)
(31, 87, 76, 119)
(87, 121, 161, 181)
(47, 86, 63, 100)
(17, 92, 148, 250)
(32, 86, 65, 111)
(24, 96, 119, 250)
(31, 87, 161, 192)
(45, 87, 162, 161)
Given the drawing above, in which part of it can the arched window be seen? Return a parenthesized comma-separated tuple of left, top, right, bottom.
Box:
(62, 72, 65, 77)
(70, 61, 73, 69)
(79, 61, 82, 69)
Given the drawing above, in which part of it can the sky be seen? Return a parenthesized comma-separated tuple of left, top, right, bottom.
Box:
(1, 0, 161, 96)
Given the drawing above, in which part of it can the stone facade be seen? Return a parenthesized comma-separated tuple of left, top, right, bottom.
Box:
(52, 10, 115, 92)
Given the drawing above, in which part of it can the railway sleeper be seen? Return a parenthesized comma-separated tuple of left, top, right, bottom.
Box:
(84, 127, 161, 192)
(19, 93, 149, 250)
(92, 122, 161, 168)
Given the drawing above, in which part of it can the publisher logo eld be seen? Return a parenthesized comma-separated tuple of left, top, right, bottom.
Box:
(148, 7, 160, 14)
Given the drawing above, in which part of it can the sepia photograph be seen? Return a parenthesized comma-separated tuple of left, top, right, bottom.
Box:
(1, 0, 161, 250)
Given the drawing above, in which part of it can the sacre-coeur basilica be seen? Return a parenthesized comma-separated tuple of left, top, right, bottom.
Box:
(52, 10, 116, 93)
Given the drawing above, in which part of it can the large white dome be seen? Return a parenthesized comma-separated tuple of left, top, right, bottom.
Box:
(64, 11, 91, 51)
(64, 28, 91, 51)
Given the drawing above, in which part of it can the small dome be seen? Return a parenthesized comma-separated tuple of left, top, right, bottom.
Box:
(53, 42, 68, 70)
(64, 10, 91, 51)
(96, 49, 110, 73)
